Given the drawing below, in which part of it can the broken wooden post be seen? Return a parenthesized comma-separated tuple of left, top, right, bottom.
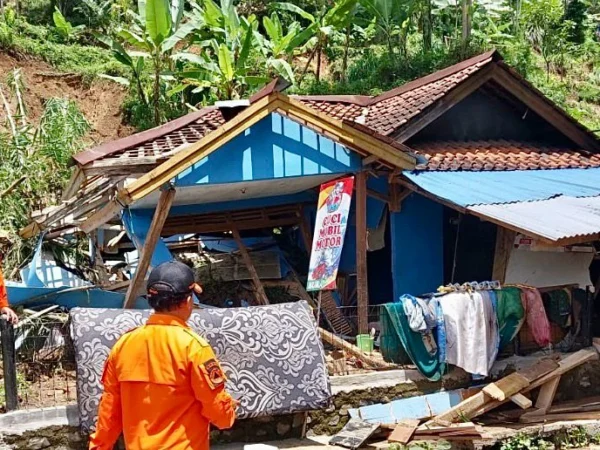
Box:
(492, 226, 516, 284)
(0, 316, 18, 411)
(230, 222, 270, 305)
(356, 171, 369, 334)
(123, 186, 176, 308)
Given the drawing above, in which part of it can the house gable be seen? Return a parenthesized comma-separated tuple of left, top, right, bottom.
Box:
(408, 83, 576, 146)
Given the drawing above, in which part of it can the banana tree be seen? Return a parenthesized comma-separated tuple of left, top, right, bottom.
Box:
(172, 0, 293, 99)
(274, 0, 359, 83)
(252, 12, 314, 82)
(97, 0, 189, 125)
(360, 0, 415, 56)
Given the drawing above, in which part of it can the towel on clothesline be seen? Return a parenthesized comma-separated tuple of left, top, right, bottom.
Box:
(401, 294, 436, 333)
(438, 291, 498, 377)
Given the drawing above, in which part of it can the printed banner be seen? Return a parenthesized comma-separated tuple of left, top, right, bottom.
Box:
(307, 176, 354, 292)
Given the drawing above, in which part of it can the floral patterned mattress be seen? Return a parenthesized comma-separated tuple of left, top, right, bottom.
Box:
(70, 301, 331, 432)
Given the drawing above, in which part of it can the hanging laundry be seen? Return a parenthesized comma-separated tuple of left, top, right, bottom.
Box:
(381, 300, 446, 381)
(520, 287, 551, 348)
(480, 290, 500, 370)
(496, 287, 525, 349)
(437, 291, 498, 377)
(433, 299, 446, 365)
(543, 289, 571, 328)
(401, 294, 436, 333)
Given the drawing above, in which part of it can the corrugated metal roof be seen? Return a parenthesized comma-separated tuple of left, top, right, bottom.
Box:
(468, 195, 600, 243)
(403, 168, 600, 206)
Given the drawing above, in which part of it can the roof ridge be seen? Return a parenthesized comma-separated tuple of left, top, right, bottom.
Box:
(72, 107, 218, 167)
(368, 49, 501, 105)
(292, 94, 372, 106)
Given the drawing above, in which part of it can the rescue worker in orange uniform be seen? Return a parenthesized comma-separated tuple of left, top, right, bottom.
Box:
(0, 252, 19, 324)
(89, 260, 237, 450)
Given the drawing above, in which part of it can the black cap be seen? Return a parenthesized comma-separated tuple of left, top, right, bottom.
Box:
(147, 260, 195, 298)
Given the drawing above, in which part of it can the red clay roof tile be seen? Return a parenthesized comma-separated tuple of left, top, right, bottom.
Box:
(412, 140, 600, 171)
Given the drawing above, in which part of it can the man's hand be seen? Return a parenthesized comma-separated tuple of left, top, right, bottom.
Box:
(1, 307, 18, 324)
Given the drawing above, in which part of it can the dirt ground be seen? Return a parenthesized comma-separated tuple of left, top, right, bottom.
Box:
(0, 52, 133, 146)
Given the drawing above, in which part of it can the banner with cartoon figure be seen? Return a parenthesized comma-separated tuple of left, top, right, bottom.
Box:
(307, 176, 354, 292)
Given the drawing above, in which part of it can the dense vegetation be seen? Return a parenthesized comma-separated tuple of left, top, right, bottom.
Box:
(0, 0, 599, 274)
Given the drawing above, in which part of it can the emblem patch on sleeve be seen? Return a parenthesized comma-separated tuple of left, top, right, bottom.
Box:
(201, 359, 226, 390)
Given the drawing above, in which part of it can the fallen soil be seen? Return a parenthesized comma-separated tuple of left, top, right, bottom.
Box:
(0, 52, 134, 146)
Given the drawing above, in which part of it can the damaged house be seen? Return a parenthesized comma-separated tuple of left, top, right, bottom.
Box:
(10, 49, 600, 445)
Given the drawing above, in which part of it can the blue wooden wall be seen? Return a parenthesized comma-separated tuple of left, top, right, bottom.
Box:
(175, 112, 361, 186)
(390, 194, 444, 300)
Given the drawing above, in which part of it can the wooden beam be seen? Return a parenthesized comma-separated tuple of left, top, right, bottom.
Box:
(230, 221, 270, 305)
(492, 66, 600, 152)
(299, 207, 314, 255)
(123, 186, 176, 308)
(510, 393, 533, 410)
(393, 64, 496, 142)
(279, 96, 415, 169)
(61, 168, 85, 201)
(362, 155, 378, 166)
(366, 188, 389, 204)
(80, 199, 123, 234)
(492, 226, 516, 283)
(534, 375, 561, 412)
(356, 171, 369, 334)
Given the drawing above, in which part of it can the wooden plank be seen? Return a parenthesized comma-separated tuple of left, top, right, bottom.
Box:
(392, 64, 496, 143)
(123, 187, 175, 308)
(510, 393, 533, 409)
(520, 411, 600, 424)
(318, 328, 392, 369)
(388, 420, 420, 444)
(534, 375, 561, 412)
(230, 221, 270, 305)
(482, 372, 529, 401)
(428, 357, 564, 425)
(356, 171, 369, 334)
(61, 167, 85, 201)
(80, 198, 123, 234)
(470, 349, 598, 419)
(492, 226, 516, 283)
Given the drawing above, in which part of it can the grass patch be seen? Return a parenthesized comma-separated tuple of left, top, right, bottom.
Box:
(0, 18, 127, 83)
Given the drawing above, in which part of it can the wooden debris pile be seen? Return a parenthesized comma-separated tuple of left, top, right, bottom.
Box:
(328, 347, 600, 449)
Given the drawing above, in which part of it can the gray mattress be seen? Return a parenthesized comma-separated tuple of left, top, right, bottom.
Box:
(70, 301, 331, 432)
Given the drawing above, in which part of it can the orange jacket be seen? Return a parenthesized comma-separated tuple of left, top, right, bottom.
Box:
(89, 314, 237, 450)
(0, 267, 8, 308)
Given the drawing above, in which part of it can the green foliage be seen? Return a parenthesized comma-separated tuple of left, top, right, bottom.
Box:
(52, 6, 85, 42)
(498, 433, 554, 450)
(496, 428, 600, 450)
(0, 71, 90, 273)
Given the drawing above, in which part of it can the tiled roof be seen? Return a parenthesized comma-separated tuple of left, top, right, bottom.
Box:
(102, 109, 225, 161)
(412, 140, 600, 171)
(295, 51, 496, 136)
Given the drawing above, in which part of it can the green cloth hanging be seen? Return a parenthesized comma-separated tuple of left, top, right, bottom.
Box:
(544, 289, 571, 328)
(496, 287, 525, 349)
(380, 302, 446, 381)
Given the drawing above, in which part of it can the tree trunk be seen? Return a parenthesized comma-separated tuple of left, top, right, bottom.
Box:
(423, 0, 433, 52)
(461, 0, 472, 55)
(316, 38, 324, 83)
(299, 44, 319, 84)
(153, 58, 161, 126)
(342, 25, 351, 81)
